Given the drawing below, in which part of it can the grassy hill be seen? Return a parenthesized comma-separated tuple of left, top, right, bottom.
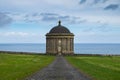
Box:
(1, 52, 119, 80)
(66, 56, 120, 80)
(0, 53, 55, 80)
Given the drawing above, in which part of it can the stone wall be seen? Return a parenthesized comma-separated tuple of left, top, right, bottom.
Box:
(46, 33, 74, 55)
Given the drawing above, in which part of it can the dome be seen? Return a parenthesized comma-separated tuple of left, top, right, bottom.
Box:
(49, 21, 70, 33)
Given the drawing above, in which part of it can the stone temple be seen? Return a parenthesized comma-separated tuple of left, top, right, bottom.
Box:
(46, 21, 74, 55)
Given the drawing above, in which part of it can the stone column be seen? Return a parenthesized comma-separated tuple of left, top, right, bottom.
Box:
(66, 38, 68, 52)
(70, 38, 73, 52)
(48, 39, 50, 53)
(46, 39, 47, 53)
(52, 39, 54, 53)
(47, 38, 48, 53)
(70, 38, 71, 52)
(67, 38, 70, 54)
(63, 38, 66, 53)
(55, 38, 57, 54)
(72, 38, 74, 52)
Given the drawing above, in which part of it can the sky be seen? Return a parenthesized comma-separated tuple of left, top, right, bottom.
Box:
(0, 0, 120, 43)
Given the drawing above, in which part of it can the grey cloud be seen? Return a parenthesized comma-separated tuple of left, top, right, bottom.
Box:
(7, 12, 87, 24)
(79, 0, 108, 5)
(41, 15, 69, 22)
(97, 23, 110, 32)
(25, 13, 40, 18)
(40, 13, 86, 24)
(104, 4, 119, 10)
(0, 12, 12, 27)
(96, 23, 111, 32)
(40, 13, 58, 21)
(94, 21, 111, 32)
(58, 16, 70, 21)
(94, 0, 101, 4)
(41, 16, 58, 21)
(94, 0, 108, 4)
(40, 13, 58, 16)
(19, 13, 63, 22)
(79, 0, 86, 4)
(23, 13, 41, 23)
(82, 21, 110, 32)
(32, 13, 40, 17)
(40, 13, 59, 21)
(102, 0, 108, 3)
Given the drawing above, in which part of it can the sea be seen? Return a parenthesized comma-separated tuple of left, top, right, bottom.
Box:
(0, 43, 120, 55)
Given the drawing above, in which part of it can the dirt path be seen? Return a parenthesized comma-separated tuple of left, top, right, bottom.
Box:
(25, 56, 92, 80)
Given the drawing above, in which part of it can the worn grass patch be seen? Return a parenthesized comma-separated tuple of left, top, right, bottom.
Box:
(0, 53, 55, 80)
(66, 56, 120, 80)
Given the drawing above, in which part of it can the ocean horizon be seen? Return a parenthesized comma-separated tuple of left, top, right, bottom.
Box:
(0, 43, 120, 55)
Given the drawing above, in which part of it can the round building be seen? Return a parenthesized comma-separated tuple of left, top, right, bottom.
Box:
(46, 21, 74, 55)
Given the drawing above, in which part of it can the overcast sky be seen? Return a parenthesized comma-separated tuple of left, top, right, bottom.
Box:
(0, 0, 120, 43)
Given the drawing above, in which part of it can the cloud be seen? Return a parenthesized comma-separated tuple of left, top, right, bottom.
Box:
(41, 16, 58, 21)
(0, 32, 37, 37)
(5, 11, 120, 26)
(102, 0, 108, 3)
(40, 13, 58, 16)
(0, 12, 12, 27)
(4, 32, 29, 37)
(40, 13, 59, 21)
(81, 20, 111, 32)
(0, 31, 42, 43)
(94, 0, 101, 4)
(79, 0, 86, 4)
(93, 0, 108, 4)
(9, 12, 86, 24)
(40, 13, 86, 24)
(79, 0, 108, 5)
(8, 12, 65, 23)
(3, 12, 77, 25)
(0, 0, 78, 13)
(104, 4, 119, 10)
(97, 23, 111, 32)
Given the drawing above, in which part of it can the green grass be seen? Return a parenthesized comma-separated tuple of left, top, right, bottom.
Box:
(0, 53, 55, 80)
(66, 56, 120, 80)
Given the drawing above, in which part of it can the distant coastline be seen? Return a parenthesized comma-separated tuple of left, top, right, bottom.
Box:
(0, 51, 120, 56)
(0, 51, 44, 55)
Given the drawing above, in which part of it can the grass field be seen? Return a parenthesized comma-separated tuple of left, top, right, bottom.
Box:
(66, 56, 120, 80)
(0, 53, 55, 80)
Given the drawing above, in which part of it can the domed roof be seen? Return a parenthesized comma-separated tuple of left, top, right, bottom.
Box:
(49, 21, 70, 33)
